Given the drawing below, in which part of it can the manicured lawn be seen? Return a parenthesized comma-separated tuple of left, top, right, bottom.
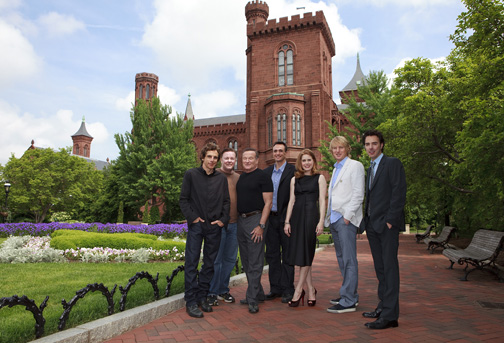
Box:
(0, 262, 184, 343)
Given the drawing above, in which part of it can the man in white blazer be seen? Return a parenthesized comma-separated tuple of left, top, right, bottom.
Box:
(325, 136, 365, 314)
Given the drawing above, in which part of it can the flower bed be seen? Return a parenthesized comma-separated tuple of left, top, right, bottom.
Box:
(0, 235, 185, 263)
(0, 222, 188, 237)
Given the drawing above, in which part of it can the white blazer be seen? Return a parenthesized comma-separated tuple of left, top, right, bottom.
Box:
(324, 158, 365, 228)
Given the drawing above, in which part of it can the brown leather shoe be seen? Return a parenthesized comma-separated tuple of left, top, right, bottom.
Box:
(362, 308, 382, 318)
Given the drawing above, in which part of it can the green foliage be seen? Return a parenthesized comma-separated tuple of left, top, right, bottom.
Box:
(114, 97, 198, 222)
(117, 201, 124, 223)
(319, 71, 391, 172)
(149, 205, 160, 224)
(142, 200, 150, 224)
(49, 230, 185, 251)
(2, 148, 104, 223)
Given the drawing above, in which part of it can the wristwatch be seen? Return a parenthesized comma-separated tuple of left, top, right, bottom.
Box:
(259, 224, 266, 229)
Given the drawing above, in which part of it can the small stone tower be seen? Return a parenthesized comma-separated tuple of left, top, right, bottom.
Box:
(72, 117, 93, 158)
(245, 0, 269, 26)
(135, 72, 159, 106)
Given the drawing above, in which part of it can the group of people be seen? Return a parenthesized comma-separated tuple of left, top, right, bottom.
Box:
(179, 129, 406, 330)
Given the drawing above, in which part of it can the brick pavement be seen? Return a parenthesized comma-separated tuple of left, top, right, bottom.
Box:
(104, 235, 504, 343)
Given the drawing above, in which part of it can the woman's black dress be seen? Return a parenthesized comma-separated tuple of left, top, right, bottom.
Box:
(287, 174, 320, 267)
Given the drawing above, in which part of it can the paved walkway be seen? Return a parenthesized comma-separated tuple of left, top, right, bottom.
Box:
(104, 235, 504, 343)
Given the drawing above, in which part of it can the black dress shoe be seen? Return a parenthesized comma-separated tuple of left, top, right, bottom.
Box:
(248, 303, 259, 313)
(365, 318, 399, 330)
(281, 293, 293, 303)
(240, 298, 265, 305)
(198, 299, 213, 313)
(362, 308, 382, 318)
(265, 292, 282, 300)
(186, 304, 204, 318)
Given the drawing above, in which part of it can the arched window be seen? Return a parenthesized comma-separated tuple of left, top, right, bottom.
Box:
(276, 113, 287, 142)
(146, 84, 150, 99)
(75, 145, 79, 155)
(139, 85, 143, 99)
(228, 140, 238, 169)
(84, 145, 88, 157)
(278, 44, 294, 86)
(267, 116, 273, 147)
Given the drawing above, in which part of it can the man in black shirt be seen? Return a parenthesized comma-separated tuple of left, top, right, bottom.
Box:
(236, 148, 273, 314)
(180, 142, 230, 318)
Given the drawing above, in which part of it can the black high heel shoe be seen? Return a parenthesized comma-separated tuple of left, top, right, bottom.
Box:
(288, 289, 305, 307)
(307, 288, 317, 307)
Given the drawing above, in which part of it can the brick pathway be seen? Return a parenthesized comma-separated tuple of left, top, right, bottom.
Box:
(104, 235, 504, 342)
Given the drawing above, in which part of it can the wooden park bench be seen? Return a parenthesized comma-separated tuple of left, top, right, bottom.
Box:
(442, 229, 504, 281)
(415, 225, 434, 243)
(423, 226, 457, 253)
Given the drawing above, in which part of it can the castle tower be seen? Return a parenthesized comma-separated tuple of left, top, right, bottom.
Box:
(135, 72, 159, 106)
(72, 117, 93, 158)
(245, 0, 269, 26)
(245, 1, 337, 167)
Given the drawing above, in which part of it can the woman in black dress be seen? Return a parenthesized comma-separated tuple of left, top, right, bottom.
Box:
(284, 149, 327, 307)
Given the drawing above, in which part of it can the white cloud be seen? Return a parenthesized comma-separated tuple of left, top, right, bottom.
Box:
(0, 100, 108, 165)
(191, 90, 239, 119)
(141, 0, 245, 88)
(0, 19, 42, 88)
(0, 0, 21, 11)
(338, 0, 458, 7)
(37, 12, 85, 37)
(115, 91, 135, 112)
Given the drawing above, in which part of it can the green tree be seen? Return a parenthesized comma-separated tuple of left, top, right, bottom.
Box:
(3, 147, 103, 223)
(320, 70, 391, 171)
(114, 97, 197, 221)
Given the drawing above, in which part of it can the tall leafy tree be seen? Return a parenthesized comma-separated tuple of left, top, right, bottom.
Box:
(3, 147, 103, 223)
(114, 97, 197, 221)
(319, 70, 391, 171)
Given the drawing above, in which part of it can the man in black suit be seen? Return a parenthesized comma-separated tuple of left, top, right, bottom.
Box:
(263, 141, 296, 303)
(360, 129, 406, 330)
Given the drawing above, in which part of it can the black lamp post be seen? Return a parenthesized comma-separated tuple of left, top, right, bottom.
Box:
(4, 182, 11, 223)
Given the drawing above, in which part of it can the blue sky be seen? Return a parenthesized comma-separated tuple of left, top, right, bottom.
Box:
(0, 0, 466, 165)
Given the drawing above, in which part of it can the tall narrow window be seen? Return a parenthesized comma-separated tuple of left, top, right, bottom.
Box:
(146, 84, 150, 98)
(229, 140, 238, 169)
(278, 51, 285, 86)
(296, 114, 301, 145)
(277, 114, 281, 141)
(286, 50, 293, 85)
(267, 117, 273, 147)
(278, 44, 294, 86)
(84, 145, 88, 157)
(292, 114, 296, 145)
(75, 145, 79, 155)
(282, 114, 286, 142)
(139, 85, 143, 99)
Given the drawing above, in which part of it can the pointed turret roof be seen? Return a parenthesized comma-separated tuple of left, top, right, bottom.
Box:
(72, 117, 93, 138)
(184, 94, 194, 120)
(342, 53, 366, 91)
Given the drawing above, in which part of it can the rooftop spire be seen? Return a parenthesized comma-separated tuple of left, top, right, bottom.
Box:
(72, 118, 93, 138)
(184, 93, 194, 120)
(342, 53, 366, 91)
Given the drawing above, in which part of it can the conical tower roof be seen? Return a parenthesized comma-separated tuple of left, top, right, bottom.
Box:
(342, 53, 366, 91)
(72, 117, 93, 138)
(184, 94, 194, 120)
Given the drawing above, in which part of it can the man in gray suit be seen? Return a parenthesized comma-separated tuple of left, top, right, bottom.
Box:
(360, 129, 406, 330)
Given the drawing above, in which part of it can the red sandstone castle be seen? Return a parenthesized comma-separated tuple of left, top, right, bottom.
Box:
(135, 1, 365, 170)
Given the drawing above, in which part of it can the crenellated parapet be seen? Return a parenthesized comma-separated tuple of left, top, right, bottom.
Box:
(193, 122, 247, 138)
(247, 11, 335, 56)
(245, 0, 269, 25)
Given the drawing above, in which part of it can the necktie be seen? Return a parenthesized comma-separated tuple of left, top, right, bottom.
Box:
(369, 161, 376, 189)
